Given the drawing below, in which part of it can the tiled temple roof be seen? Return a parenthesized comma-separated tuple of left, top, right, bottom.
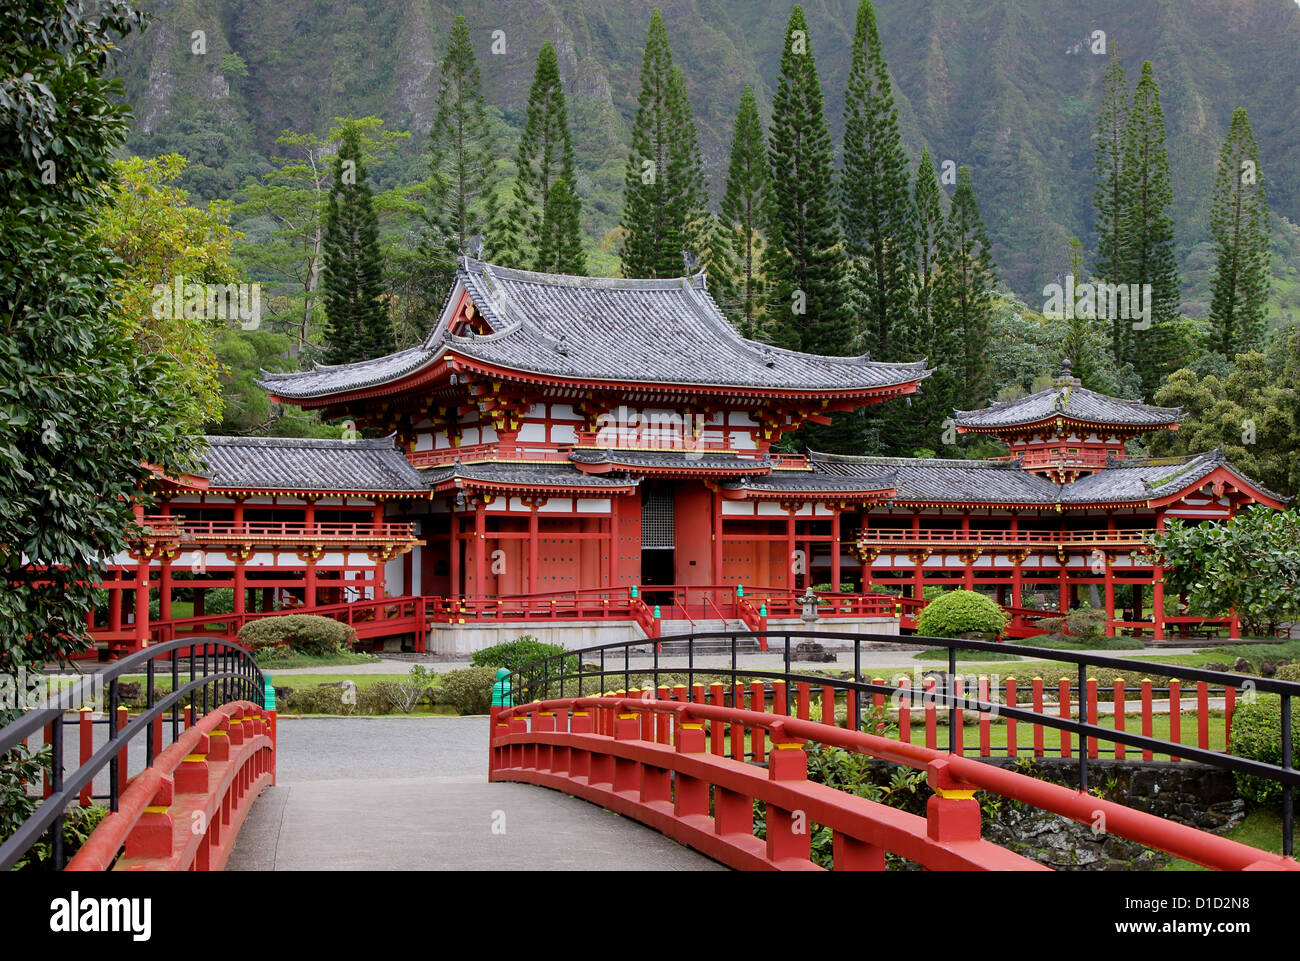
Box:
(198, 435, 427, 492)
(811, 453, 1061, 505)
(259, 258, 929, 400)
(954, 384, 1182, 431)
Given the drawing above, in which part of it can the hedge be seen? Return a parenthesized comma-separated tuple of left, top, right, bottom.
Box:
(439, 667, 497, 715)
(1229, 693, 1300, 805)
(471, 636, 575, 673)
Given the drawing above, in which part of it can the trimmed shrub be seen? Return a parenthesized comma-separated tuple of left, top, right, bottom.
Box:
(440, 667, 496, 715)
(471, 635, 575, 673)
(238, 614, 357, 657)
(283, 685, 355, 715)
(914, 590, 1007, 639)
(357, 681, 402, 715)
(1275, 663, 1300, 683)
(1229, 693, 1300, 804)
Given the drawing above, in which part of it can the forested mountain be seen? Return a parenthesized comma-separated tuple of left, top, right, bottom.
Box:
(116, 0, 1300, 314)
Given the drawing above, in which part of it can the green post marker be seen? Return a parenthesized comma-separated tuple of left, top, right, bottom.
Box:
(491, 667, 513, 707)
(263, 676, 276, 711)
(760, 603, 767, 617)
(630, 584, 638, 599)
(653, 604, 661, 619)
(736, 584, 744, 598)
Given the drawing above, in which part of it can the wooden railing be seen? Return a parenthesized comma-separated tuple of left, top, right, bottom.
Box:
(406, 442, 573, 467)
(857, 527, 1151, 547)
(140, 517, 418, 542)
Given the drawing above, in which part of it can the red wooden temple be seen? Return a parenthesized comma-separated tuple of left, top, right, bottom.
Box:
(89, 258, 1285, 656)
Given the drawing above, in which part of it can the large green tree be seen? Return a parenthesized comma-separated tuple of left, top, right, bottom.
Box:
(935, 167, 997, 416)
(1150, 506, 1300, 637)
(425, 15, 499, 262)
(841, 0, 913, 361)
(322, 120, 393, 363)
(1, 0, 199, 847)
(1121, 61, 1181, 392)
(1149, 336, 1300, 500)
(763, 5, 849, 357)
(620, 9, 708, 279)
(715, 86, 768, 336)
(498, 42, 585, 274)
(1208, 107, 1270, 357)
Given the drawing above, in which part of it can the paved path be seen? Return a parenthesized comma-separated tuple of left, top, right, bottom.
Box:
(265, 644, 1172, 678)
(225, 716, 724, 871)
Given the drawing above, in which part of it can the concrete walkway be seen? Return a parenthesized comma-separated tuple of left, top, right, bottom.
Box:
(225, 716, 724, 871)
(265, 643, 1173, 678)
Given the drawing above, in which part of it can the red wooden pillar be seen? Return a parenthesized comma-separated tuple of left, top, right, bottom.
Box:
(860, 513, 872, 591)
(608, 509, 619, 589)
(711, 490, 723, 585)
(1010, 515, 1022, 607)
(158, 561, 172, 623)
(910, 512, 923, 600)
(233, 558, 246, 616)
(133, 563, 150, 649)
(305, 561, 317, 609)
(961, 513, 973, 590)
(232, 497, 246, 616)
(785, 509, 796, 590)
(830, 509, 841, 593)
(474, 499, 486, 599)
(449, 511, 460, 600)
(1151, 515, 1166, 642)
(528, 504, 539, 593)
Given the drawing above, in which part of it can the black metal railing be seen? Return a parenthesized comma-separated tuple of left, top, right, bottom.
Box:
(0, 639, 267, 871)
(506, 628, 1299, 857)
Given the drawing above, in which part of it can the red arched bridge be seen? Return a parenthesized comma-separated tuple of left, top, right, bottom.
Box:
(2, 627, 1297, 871)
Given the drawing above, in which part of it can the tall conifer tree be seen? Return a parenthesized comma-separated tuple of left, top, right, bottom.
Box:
(935, 167, 996, 417)
(1209, 107, 1269, 356)
(1121, 61, 1180, 391)
(425, 16, 497, 261)
(1093, 45, 1128, 308)
(498, 42, 585, 274)
(763, 5, 848, 357)
(620, 10, 708, 279)
(323, 122, 391, 364)
(717, 85, 768, 336)
(841, 0, 913, 359)
(902, 149, 957, 454)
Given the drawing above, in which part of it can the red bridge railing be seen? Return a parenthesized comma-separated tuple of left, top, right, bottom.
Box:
(491, 691, 1297, 871)
(495, 628, 1300, 865)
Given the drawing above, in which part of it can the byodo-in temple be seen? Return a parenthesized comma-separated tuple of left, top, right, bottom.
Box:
(90, 258, 1287, 657)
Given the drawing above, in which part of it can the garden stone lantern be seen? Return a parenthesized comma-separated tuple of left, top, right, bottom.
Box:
(800, 588, 820, 624)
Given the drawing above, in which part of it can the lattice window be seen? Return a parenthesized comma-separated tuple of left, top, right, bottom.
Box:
(640, 487, 675, 549)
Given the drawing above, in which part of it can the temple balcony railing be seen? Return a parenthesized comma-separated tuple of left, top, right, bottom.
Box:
(138, 517, 420, 547)
(990, 448, 1115, 470)
(406, 442, 573, 467)
(857, 528, 1152, 550)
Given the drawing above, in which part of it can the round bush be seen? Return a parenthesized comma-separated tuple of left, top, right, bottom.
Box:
(440, 667, 497, 715)
(914, 590, 1007, 639)
(238, 614, 358, 657)
(1276, 663, 1300, 683)
(471, 635, 575, 673)
(1230, 693, 1300, 804)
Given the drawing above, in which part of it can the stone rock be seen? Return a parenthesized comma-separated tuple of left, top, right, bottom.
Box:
(117, 681, 141, 701)
(1233, 657, 1254, 674)
(273, 686, 295, 703)
(791, 640, 836, 662)
(1203, 662, 1230, 672)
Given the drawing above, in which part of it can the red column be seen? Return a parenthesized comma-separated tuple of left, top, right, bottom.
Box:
(474, 499, 486, 598)
(1152, 514, 1166, 642)
(109, 582, 122, 633)
(608, 509, 619, 589)
(233, 558, 246, 616)
(786, 509, 796, 590)
(830, 509, 841, 593)
(133, 560, 150, 649)
(528, 505, 539, 593)
(305, 561, 317, 609)
(711, 490, 723, 585)
(860, 513, 871, 591)
(450, 512, 460, 600)
(159, 561, 172, 622)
